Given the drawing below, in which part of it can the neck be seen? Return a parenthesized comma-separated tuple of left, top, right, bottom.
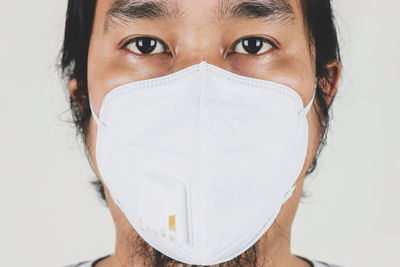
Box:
(254, 221, 308, 267)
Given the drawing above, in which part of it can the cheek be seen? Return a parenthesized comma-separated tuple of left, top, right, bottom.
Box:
(88, 52, 135, 110)
(88, 52, 174, 112)
(228, 52, 315, 107)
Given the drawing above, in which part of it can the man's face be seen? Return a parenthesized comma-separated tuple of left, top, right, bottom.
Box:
(85, 0, 321, 265)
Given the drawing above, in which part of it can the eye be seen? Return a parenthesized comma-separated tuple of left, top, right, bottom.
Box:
(123, 37, 166, 55)
(233, 37, 274, 55)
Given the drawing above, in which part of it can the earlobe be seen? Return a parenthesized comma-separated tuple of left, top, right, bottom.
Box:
(68, 78, 87, 113)
(69, 78, 78, 99)
(319, 60, 342, 106)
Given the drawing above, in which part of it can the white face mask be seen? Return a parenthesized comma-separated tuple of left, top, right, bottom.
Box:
(91, 62, 315, 266)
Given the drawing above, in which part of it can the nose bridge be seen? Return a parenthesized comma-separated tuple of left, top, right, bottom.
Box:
(173, 20, 226, 70)
(175, 41, 225, 70)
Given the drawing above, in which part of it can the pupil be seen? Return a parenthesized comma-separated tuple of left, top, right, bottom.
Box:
(137, 38, 157, 54)
(242, 38, 263, 54)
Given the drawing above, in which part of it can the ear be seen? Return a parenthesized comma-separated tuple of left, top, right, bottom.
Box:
(68, 78, 87, 113)
(69, 78, 78, 99)
(318, 60, 341, 106)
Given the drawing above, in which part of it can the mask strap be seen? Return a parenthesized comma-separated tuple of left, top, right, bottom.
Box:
(283, 185, 296, 203)
(299, 82, 317, 116)
(90, 103, 106, 128)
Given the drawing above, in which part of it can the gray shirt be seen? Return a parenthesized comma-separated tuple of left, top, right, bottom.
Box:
(65, 255, 342, 267)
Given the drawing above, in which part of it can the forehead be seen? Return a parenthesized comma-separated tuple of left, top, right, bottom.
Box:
(95, 0, 303, 27)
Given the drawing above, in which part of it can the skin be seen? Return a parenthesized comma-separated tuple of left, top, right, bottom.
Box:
(69, 0, 341, 266)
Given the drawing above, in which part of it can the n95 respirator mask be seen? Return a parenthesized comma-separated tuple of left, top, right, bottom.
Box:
(90, 62, 315, 266)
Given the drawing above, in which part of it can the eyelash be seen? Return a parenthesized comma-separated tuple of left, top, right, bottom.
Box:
(121, 36, 277, 56)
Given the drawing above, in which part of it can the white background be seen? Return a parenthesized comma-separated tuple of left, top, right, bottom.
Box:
(0, 1, 399, 266)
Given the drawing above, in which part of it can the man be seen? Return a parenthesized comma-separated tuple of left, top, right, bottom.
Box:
(60, 0, 341, 266)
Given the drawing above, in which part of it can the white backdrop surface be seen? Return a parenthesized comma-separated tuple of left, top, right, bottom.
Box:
(0, 1, 399, 266)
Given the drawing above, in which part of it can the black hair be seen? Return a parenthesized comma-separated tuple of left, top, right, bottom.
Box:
(58, 0, 341, 203)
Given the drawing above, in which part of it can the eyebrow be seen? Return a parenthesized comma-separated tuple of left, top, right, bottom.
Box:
(217, 0, 295, 23)
(105, 0, 181, 31)
(104, 0, 180, 31)
(104, 0, 295, 32)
